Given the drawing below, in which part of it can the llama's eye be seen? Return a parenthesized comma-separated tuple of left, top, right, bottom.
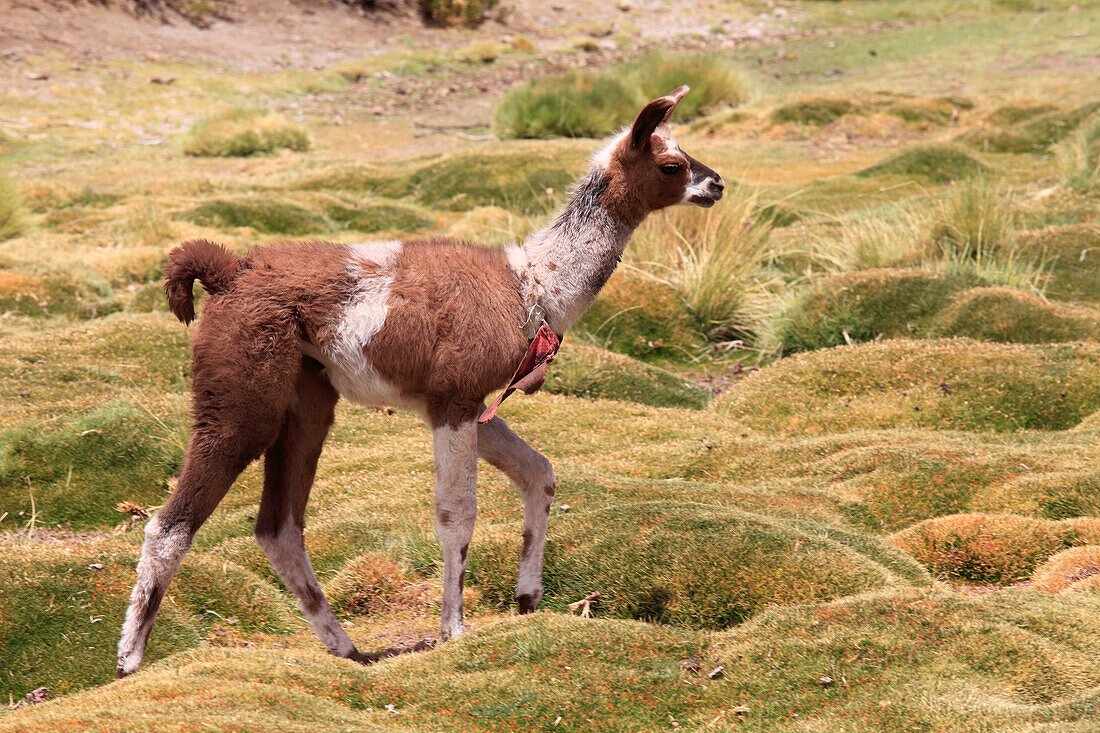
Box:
(660, 163, 683, 175)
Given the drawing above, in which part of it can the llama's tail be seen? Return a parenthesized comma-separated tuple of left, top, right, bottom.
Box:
(164, 238, 241, 325)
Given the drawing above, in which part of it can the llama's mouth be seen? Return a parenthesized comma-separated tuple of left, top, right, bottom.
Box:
(688, 194, 719, 208)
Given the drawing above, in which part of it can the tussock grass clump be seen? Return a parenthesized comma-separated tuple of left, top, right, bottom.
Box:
(494, 71, 645, 139)
(182, 109, 310, 157)
(577, 269, 698, 359)
(182, 198, 330, 235)
(324, 553, 432, 616)
(713, 339, 1100, 435)
(857, 145, 989, 183)
(1031, 545, 1100, 593)
(0, 401, 187, 531)
(0, 170, 25, 241)
(622, 53, 754, 121)
(494, 55, 751, 139)
(423, 0, 499, 25)
(891, 513, 1100, 584)
(626, 186, 779, 343)
(771, 96, 856, 126)
(545, 343, 711, 409)
(471, 502, 890, 627)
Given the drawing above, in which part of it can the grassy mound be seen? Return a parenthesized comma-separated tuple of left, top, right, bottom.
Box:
(713, 339, 1100, 434)
(1031, 545, 1100, 593)
(182, 109, 310, 157)
(181, 198, 331, 235)
(0, 400, 187, 531)
(406, 147, 585, 214)
(494, 54, 750, 139)
(956, 101, 1100, 154)
(323, 553, 433, 617)
(325, 200, 433, 233)
(771, 96, 856, 126)
(0, 540, 293, 701)
(470, 502, 894, 627)
(856, 145, 989, 183)
(768, 269, 974, 354)
(0, 170, 24, 241)
(1015, 224, 1100, 304)
(0, 265, 115, 318)
(8, 590, 1100, 731)
(544, 343, 711, 409)
(930, 286, 1100, 343)
(575, 269, 698, 359)
(890, 513, 1100, 584)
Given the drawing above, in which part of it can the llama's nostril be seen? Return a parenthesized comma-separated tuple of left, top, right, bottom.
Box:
(711, 177, 726, 192)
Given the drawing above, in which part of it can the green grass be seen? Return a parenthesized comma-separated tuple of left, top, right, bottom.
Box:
(181, 198, 331, 235)
(182, 109, 310, 158)
(771, 96, 857, 126)
(0, 170, 24, 241)
(544, 343, 712, 409)
(857, 145, 989, 183)
(713, 339, 1100, 435)
(494, 54, 752, 139)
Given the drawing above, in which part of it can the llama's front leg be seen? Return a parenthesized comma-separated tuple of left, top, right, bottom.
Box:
(432, 420, 479, 640)
(477, 415, 555, 614)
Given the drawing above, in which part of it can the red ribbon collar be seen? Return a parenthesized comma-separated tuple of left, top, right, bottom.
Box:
(479, 322, 561, 424)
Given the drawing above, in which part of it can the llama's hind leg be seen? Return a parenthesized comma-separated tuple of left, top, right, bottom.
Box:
(253, 358, 366, 660)
(117, 425, 279, 677)
(477, 415, 555, 614)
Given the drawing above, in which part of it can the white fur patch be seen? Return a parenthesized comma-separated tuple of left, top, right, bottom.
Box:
(117, 517, 190, 674)
(589, 127, 630, 172)
(323, 241, 414, 410)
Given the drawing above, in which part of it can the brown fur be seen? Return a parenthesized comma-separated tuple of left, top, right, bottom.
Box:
(365, 240, 528, 427)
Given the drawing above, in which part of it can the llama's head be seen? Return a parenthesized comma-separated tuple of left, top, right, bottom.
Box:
(593, 85, 724, 223)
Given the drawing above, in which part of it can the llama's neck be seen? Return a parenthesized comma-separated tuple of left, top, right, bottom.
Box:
(518, 169, 639, 335)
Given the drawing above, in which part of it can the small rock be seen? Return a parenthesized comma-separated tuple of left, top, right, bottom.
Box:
(88, 563, 104, 571)
(680, 659, 701, 673)
(616, 0, 631, 10)
(818, 675, 834, 686)
(19, 390, 29, 398)
(559, 503, 570, 512)
(707, 666, 725, 680)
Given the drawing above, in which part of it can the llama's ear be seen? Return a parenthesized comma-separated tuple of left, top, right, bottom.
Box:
(629, 85, 690, 149)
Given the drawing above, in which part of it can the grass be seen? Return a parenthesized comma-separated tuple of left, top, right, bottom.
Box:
(0, 170, 24, 241)
(890, 513, 1100, 584)
(3, 1, 1100, 729)
(494, 54, 752, 139)
(181, 109, 310, 158)
(1031, 545, 1100, 592)
(543, 343, 712, 409)
(856, 145, 989, 183)
(625, 184, 779, 343)
(713, 339, 1100, 435)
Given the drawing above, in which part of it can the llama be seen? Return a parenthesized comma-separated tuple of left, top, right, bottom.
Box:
(116, 85, 724, 677)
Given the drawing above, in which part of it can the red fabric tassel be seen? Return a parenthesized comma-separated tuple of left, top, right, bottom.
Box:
(479, 323, 561, 424)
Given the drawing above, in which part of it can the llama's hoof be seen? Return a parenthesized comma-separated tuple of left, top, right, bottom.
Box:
(115, 665, 134, 679)
(516, 592, 540, 614)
